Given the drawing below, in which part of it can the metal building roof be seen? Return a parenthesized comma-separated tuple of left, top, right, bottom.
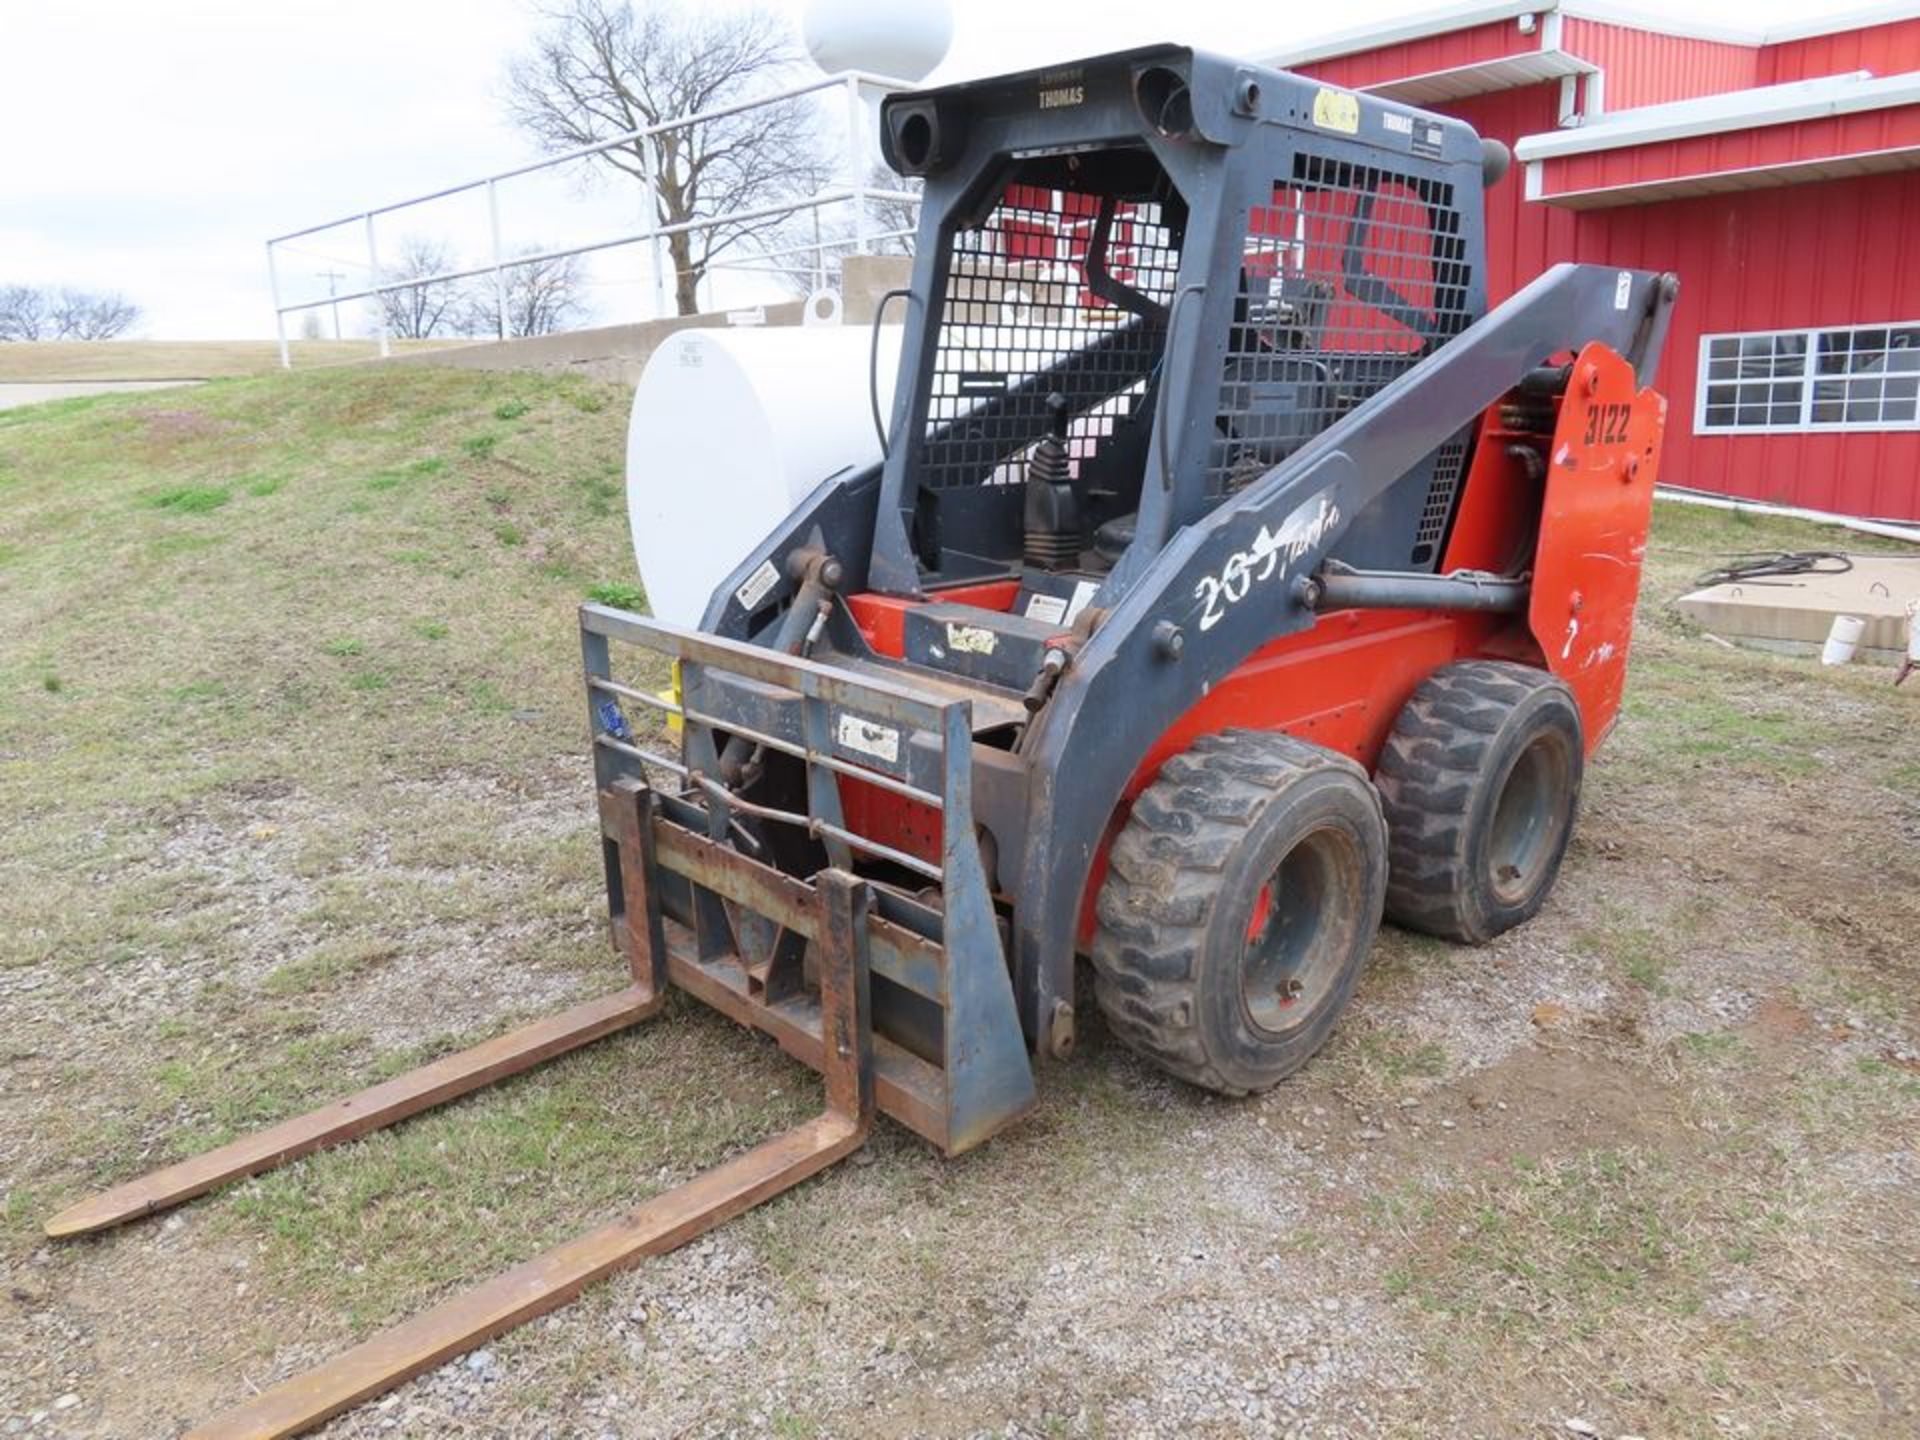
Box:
(1515, 69, 1920, 159)
(1263, 1, 1920, 69)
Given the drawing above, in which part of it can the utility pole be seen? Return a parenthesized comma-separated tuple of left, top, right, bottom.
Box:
(317, 269, 346, 340)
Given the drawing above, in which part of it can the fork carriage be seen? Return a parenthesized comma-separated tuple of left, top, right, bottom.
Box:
(583, 606, 1038, 1155)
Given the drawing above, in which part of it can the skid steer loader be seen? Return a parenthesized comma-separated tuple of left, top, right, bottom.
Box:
(50, 44, 1676, 1437)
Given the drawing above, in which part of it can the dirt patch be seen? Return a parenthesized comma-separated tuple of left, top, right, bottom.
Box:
(136, 409, 233, 441)
(1, 1217, 271, 1438)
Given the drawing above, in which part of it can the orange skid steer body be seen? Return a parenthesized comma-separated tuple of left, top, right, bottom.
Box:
(46, 43, 1675, 1439)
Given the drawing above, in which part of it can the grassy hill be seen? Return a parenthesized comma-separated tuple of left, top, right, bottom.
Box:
(0, 338, 466, 382)
(0, 365, 647, 808)
(0, 366, 762, 1431)
(1, 369, 1916, 1438)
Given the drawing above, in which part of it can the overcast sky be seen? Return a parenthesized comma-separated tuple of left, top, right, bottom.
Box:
(1, 0, 1822, 339)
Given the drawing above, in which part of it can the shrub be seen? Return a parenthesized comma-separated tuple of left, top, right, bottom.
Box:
(586, 581, 645, 611)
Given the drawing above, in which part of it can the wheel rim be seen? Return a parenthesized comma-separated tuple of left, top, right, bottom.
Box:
(1239, 824, 1358, 1034)
(1486, 731, 1572, 905)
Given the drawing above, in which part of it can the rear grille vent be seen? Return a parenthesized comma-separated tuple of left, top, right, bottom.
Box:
(1411, 433, 1471, 563)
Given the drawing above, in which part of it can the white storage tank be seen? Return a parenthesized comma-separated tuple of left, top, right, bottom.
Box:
(626, 324, 902, 626)
(801, 0, 952, 82)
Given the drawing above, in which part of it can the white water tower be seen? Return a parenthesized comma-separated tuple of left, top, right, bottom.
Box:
(802, 0, 952, 81)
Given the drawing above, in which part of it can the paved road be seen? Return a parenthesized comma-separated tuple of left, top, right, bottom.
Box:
(0, 379, 201, 411)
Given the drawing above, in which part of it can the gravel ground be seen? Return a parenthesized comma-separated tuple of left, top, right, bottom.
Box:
(3, 375, 1914, 1438)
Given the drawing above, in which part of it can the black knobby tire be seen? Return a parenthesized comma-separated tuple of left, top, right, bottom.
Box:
(1091, 730, 1389, 1095)
(1375, 660, 1584, 945)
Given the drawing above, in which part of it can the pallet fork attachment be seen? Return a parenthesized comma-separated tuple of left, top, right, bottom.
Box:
(44, 783, 877, 1440)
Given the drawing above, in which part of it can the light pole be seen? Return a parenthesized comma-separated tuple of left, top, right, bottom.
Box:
(317, 269, 345, 340)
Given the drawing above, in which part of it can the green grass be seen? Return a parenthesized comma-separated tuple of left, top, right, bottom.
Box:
(1618, 662, 1828, 777)
(0, 338, 465, 382)
(261, 938, 402, 997)
(586, 580, 646, 610)
(1680, 1031, 1745, 1059)
(149, 484, 232, 514)
(1576, 915, 1672, 996)
(0, 364, 642, 1280)
(1334, 1029, 1451, 1092)
(223, 1024, 806, 1331)
(1378, 1149, 1697, 1331)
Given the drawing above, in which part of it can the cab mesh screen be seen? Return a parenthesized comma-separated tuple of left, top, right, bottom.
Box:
(1207, 153, 1472, 498)
(917, 182, 1181, 491)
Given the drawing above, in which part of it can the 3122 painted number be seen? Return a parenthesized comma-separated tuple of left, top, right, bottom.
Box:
(1583, 401, 1632, 447)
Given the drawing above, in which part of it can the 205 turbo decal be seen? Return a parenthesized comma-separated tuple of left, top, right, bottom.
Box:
(1193, 493, 1342, 631)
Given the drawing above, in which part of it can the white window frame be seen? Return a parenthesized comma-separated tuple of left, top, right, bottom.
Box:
(1693, 321, 1920, 436)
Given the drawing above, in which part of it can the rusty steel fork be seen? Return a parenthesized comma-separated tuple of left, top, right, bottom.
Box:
(45, 782, 673, 1241)
(41, 986, 660, 1239)
(47, 783, 878, 1440)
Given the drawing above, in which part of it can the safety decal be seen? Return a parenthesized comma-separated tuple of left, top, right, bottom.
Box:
(734, 558, 779, 611)
(835, 713, 900, 764)
(1312, 88, 1359, 135)
(946, 623, 998, 655)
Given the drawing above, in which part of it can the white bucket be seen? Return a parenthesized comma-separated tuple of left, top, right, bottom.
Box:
(1821, 613, 1867, 666)
(1907, 600, 1920, 664)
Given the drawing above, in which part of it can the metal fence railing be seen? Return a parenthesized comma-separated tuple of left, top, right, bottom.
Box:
(264, 70, 921, 368)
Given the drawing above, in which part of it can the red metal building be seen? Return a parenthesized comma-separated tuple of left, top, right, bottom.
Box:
(1265, 3, 1920, 521)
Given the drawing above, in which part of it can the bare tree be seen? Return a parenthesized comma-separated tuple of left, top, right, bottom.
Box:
(774, 168, 919, 297)
(463, 249, 590, 338)
(0, 285, 48, 341)
(49, 288, 141, 340)
(505, 0, 828, 316)
(1, 284, 140, 341)
(373, 238, 467, 339)
(863, 169, 921, 255)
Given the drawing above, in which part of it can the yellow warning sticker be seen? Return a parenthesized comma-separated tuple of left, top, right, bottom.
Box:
(1312, 87, 1360, 135)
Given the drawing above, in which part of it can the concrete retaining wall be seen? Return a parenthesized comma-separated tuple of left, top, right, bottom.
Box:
(380, 256, 914, 387)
